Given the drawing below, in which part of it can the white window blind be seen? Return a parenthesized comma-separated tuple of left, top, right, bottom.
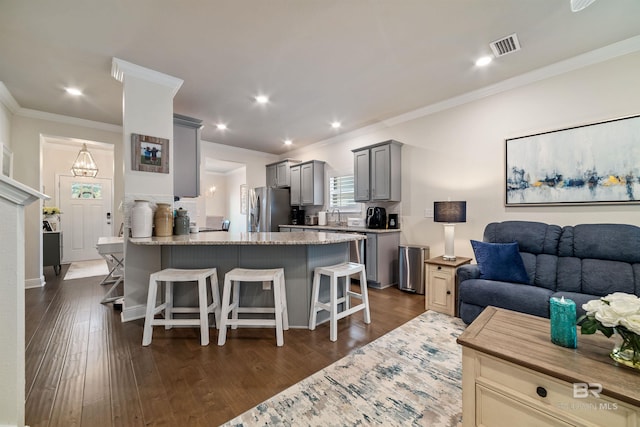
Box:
(329, 175, 357, 210)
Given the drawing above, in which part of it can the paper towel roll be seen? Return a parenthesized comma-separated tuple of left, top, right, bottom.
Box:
(318, 211, 327, 226)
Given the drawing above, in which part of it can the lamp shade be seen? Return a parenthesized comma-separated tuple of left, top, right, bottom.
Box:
(71, 143, 99, 177)
(434, 201, 466, 223)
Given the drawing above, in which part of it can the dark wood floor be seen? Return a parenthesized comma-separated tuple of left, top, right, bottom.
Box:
(26, 264, 425, 427)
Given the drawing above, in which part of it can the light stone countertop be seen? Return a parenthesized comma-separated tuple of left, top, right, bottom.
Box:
(280, 224, 401, 234)
(129, 230, 365, 246)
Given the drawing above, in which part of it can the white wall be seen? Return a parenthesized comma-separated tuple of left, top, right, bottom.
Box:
(11, 114, 123, 287)
(200, 139, 278, 189)
(202, 172, 229, 218)
(0, 102, 11, 149)
(226, 166, 246, 233)
(284, 52, 640, 259)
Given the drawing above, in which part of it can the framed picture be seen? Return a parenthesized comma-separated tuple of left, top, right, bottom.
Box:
(131, 133, 169, 173)
(505, 114, 640, 206)
(240, 184, 248, 214)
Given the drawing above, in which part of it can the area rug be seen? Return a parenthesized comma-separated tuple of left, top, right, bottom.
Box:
(222, 310, 465, 427)
(63, 259, 109, 280)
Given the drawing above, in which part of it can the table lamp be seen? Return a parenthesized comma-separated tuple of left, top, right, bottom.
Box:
(434, 201, 466, 261)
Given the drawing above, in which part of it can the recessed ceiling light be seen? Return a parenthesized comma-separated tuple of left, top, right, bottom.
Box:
(331, 121, 341, 129)
(475, 56, 493, 67)
(255, 95, 269, 104)
(283, 139, 292, 145)
(65, 87, 83, 96)
(216, 123, 227, 130)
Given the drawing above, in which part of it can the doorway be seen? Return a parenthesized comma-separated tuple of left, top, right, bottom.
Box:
(58, 175, 113, 262)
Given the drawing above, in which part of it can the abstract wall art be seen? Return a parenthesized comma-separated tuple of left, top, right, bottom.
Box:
(505, 114, 640, 206)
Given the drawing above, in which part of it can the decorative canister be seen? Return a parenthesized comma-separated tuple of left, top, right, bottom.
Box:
(174, 208, 190, 235)
(131, 200, 153, 238)
(154, 203, 173, 237)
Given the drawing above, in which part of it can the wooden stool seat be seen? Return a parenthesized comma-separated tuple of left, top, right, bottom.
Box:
(217, 267, 288, 347)
(142, 267, 221, 346)
(309, 262, 371, 341)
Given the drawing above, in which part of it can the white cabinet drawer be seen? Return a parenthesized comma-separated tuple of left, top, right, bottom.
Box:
(477, 384, 571, 427)
(476, 353, 637, 427)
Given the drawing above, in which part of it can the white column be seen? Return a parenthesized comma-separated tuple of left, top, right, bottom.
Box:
(0, 175, 48, 427)
(111, 58, 184, 321)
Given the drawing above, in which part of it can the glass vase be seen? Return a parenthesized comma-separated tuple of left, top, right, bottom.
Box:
(610, 330, 640, 372)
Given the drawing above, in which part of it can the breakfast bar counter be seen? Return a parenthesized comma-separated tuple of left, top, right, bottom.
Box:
(126, 231, 365, 328)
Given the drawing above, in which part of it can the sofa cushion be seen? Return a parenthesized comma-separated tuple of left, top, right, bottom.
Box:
(559, 224, 640, 263)
(471, 240, 530, 284)
(582, 259, 635, 296)
(459, 279, 553, 318)
(484, 221, 562, 255)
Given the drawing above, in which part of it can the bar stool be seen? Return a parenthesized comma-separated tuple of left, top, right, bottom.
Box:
(217, 268, 288, 347)
(309, 262, 371, 342)
(142, 268, 221, 346)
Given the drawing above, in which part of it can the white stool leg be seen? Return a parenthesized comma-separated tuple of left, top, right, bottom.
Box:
(164, 280, 173, 330)
(197, 276, 210, 346)
(279, 272, 289, 330)
(360, 269, 371, 324)
(231, 279, 240, 330)
(343, 275, 351, 311)
(218, 275, 232, 346)
(209, 272, 221, 329)
(273, 276, 284, 347)
(329, 273, 338, 342)
(142, 275, 159, 346)
(309, 271, 321, 330)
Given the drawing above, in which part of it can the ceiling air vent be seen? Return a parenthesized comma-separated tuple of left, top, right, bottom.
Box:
(489, 33, 521, 57)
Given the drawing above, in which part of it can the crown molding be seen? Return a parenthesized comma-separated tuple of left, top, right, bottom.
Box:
(111, 57, 183, 96)
(0, 82, 20, 113)
(16, 108, 123, 133)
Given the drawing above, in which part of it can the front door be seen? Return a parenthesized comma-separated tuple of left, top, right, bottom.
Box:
(58, 175, 113, 262)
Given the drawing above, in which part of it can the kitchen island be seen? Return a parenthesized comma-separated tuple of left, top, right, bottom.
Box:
(279, 224, 401, 289)
(125, 231, 365, 328)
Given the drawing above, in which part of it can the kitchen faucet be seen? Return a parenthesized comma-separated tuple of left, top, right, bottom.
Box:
(330, 208, 341, 225)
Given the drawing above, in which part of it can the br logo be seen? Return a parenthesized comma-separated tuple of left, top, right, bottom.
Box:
(573, 383, 602, 399)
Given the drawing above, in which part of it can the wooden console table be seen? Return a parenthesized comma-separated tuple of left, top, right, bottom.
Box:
(457, 307, 640, 427)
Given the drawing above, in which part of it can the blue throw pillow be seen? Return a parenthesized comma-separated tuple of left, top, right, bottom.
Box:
(470, 240, 530, 284)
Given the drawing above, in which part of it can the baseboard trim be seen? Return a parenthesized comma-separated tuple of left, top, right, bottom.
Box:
(25, 277, 44, 289)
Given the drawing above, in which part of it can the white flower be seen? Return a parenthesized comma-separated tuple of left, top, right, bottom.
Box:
(595, 305, 624, 328)
(606, 292, 640, 304)
(609, 299, 640, 317)
(620, 315, 640, 335)
(583, 299, 606, 316)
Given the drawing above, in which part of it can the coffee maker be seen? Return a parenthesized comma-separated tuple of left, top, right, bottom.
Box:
(366, 207, 387, 229)
(291, 206, 305, 225)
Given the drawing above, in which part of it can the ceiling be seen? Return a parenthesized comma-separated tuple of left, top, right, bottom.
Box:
(2, 1, 640, 155)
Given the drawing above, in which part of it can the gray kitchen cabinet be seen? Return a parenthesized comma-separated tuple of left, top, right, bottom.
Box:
(290, 164, 301, 204)
(290, 160, 324, 206)
(266, 159, 300, 187)
(266, 164, 277, 187)
(365, 231, 399, 288)
(352, 140, 402, 202)
(173, 114, 203, 197)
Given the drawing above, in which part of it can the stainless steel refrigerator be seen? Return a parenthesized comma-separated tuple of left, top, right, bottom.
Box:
(247, 187, 290, 232)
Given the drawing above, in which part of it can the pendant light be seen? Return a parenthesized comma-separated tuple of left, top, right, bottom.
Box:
(71, 143, 99, 177)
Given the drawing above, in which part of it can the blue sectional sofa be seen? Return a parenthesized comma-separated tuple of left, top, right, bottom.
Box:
(457, 221, 640, 325)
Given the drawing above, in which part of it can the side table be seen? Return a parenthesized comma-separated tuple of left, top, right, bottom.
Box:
(425, 255, 471, 315)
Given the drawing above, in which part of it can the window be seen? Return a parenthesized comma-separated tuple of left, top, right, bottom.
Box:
(71, 182, 102, 199)
(329, 175, 358, 211)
